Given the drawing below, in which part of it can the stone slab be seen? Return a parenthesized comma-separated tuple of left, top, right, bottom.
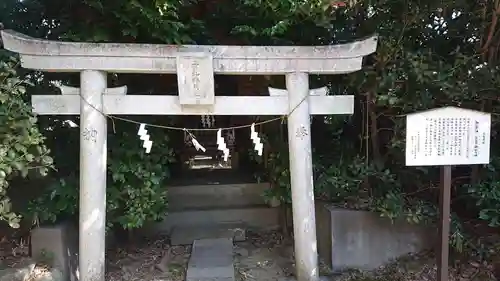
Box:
(278, 276, 331, 281)
(313, 202, 435, 271)
(167, 183, 269, 210)
(151, 206, 280, 234)
(186, 238, 235, 281)
(170, 224, 246, 245)
(30, 223, 79, 281)
(31, 95, 355, 116)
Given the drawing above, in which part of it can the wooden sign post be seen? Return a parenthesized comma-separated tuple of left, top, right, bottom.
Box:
(405, 106, 491, 281)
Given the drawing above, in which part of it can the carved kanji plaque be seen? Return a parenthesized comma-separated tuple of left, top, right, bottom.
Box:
(176, 52, 215, 105)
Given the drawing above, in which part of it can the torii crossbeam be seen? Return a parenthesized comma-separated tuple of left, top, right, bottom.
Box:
(1, 30, 377, 281)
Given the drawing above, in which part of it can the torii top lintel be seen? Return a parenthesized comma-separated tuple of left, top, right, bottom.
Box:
(1, 30, 377, 75)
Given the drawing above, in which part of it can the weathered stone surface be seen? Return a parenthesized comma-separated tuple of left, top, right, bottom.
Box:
(31, 95, 355, 116)
(176, 53, 215, 105)
(186, 238, 235, 281)
(57, 85, 127, 95)
(314, 203, 435, 271)
(150, 206, 280, 234)
(79, 70, 108, 281)
(285, 72, 319, 281)
(31, 223, 79, 281)
(167, 182, 269, 211)
(170, 224, 246, 245)
(268, 86, 327, 96)
(233, 247, 249, 257)
(0, 30, 377, 74)
(278, 276, 330, 281)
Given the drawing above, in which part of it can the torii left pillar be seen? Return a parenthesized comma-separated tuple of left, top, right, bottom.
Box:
(79, 70, 107, 281)
(58, 74, 127, 281)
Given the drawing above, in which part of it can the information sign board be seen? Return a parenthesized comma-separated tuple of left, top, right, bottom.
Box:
(405, 107, 491, 166)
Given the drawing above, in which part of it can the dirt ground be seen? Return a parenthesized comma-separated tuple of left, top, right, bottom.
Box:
(0, 235, 30, 268)
(103, 231, 295, 281)
(234, 231, 497, 281)
(330, 252, 496, 281)
(0, 230, 498, 281)
(234, 230, 294, 281)
(105, 235, 190, 281)
(104, 230, 496, 281)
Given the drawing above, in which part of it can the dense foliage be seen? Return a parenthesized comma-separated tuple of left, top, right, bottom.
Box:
(27, 123, 176, 231)
(2, 0, 500, 259)
(0, 55, 53, 228)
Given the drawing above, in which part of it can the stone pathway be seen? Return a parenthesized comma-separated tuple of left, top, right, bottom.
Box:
(186, 238, 235, 281)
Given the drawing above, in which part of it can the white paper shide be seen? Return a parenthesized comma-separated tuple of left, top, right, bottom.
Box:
(405, 107, 491, 166)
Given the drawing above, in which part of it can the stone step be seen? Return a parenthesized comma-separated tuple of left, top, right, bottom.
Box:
(170, 224, 246, 245)
(169, 168, 256, 184)
(278, 277, 331, 281)
(150, 206, 280, 233)
(188, 157, 233, 170)
(168, 183, 269, 210)
(191, 157, 217, 163)
(186, 238, 235, 281)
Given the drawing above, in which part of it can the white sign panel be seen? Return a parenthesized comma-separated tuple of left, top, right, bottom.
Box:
(405, 107, 491, 166)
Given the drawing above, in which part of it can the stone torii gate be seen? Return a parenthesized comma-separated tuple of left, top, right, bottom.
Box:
(1, 30, 377, 281)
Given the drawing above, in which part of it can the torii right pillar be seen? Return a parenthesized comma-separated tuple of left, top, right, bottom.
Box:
(286, 72, 318, 281)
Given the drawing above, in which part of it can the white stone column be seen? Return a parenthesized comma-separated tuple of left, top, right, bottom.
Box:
(286, 72, 319, 281)
(79, 70, 107, 281)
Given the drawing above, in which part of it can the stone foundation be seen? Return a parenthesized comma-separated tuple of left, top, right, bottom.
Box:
(314, 202, 436, 271)
(30, 222, 117, 281)
(30, 201, 435, 278)
(31, 223, 79, 281)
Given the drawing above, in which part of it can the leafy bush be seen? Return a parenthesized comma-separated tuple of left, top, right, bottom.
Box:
(0, 56, 53, 228)
(249, 128, 466, 252)
(464, 157, 500, 227)
(28, 126, 175, 232)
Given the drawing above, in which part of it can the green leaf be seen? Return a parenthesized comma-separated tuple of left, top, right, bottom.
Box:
(8, 221, 20, 229)
(11, 162, 23, 171)
(20, 167, 29, 178)
(41, 156, 53, 165)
